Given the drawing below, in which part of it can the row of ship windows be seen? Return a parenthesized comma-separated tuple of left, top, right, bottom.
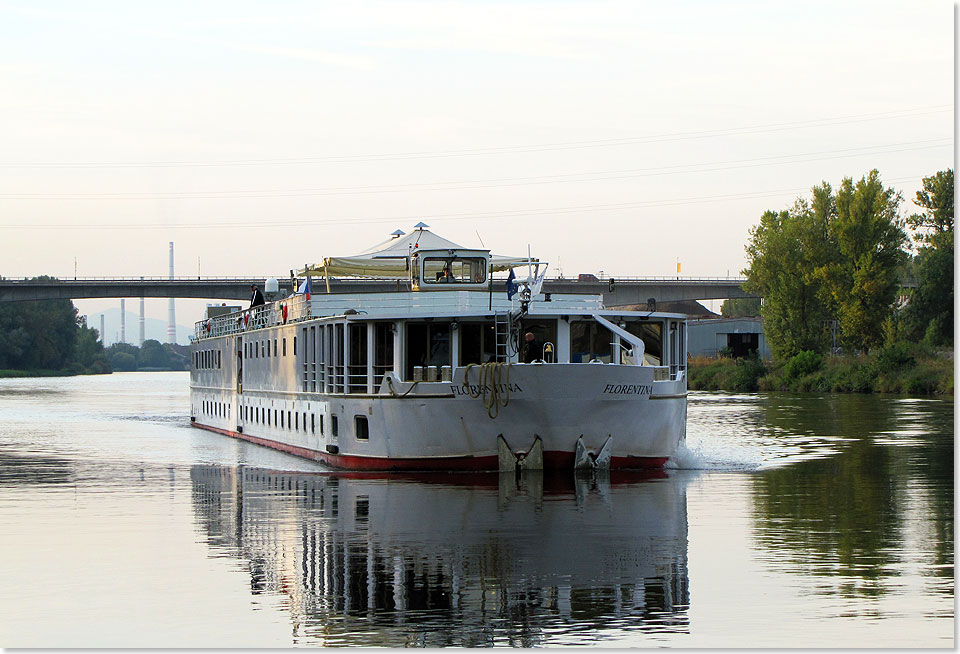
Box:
(200, 399, 370, 442)
(196, 350, 221, 370)
(202, 400, 231, 419)
(245, 337, 296, 360)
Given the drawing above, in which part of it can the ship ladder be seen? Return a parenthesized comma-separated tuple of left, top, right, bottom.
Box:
(494, 312, 511, 362)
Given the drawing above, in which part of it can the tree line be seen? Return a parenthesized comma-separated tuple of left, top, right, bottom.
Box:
(741, 168, 953, 358)
(0, 277, 190, 375)
(0, 279, 110, 374)
(105, 340, 189, 371)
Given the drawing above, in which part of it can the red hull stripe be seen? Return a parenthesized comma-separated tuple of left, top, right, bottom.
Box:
(191, 422, 667, 471)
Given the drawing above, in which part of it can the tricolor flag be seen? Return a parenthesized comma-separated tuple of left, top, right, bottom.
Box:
(298, 276, 312, 300)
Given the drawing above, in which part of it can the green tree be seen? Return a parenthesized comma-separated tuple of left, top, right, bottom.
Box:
(743, 199, 834, 358)
(138, 339, 168, 368)
(110, 351, 137, 371)
(720, 297, 762, 317)
(901, 169, 954, 345)
(907, 169, 953, 242)
(70, 317, 111, 373)
(823, 170, 908, 353)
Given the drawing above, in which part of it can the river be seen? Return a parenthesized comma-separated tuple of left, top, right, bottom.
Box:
(0, 372, 952, 647)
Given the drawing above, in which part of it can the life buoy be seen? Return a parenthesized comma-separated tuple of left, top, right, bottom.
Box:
(205, 320, 211, 333)
(243, 313, 250, 327)
(282, 304, 289, 324)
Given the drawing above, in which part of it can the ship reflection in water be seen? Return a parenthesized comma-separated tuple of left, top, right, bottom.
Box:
(190, 467, 691, 646)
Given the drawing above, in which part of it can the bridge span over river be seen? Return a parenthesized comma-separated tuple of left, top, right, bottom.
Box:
(0, 275, 756, 307)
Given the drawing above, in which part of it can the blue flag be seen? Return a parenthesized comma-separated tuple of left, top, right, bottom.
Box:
(505, 269, 518, 300)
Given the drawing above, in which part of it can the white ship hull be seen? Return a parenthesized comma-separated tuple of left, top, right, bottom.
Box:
(190, 228, 688, 471)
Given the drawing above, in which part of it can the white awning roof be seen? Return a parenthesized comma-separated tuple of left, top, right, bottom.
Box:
(299, 227, 537, 278)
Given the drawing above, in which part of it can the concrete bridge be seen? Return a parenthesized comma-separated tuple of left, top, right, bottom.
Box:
(0, 275, 756, 306)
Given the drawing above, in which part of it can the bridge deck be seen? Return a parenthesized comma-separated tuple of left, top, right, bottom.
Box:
(0, 276, 755, 304)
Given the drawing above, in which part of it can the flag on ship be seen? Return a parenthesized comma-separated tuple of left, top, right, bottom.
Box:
(298, 276, 312, 300)
(505, 269, 518, 300)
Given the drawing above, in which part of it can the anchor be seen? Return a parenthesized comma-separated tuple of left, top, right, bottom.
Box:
(497, 434, 544, 472)
(574, 435, 613, 470)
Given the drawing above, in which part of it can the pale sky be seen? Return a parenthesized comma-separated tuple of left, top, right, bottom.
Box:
(0, 0, 954, 337)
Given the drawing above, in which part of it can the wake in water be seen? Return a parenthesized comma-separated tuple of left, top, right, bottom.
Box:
(667, 439, 762, 471)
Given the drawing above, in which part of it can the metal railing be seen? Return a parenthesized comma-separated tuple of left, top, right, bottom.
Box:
(194, 294, 311, 340)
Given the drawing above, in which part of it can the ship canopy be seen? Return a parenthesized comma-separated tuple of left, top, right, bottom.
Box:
(298, 226, 538, 278)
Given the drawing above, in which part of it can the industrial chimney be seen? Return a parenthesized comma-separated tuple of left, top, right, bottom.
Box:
(167, 242, 176, 344)
(140, 276, 145, 345)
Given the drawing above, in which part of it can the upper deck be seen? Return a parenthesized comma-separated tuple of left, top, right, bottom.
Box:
(194, 289, 685, 341)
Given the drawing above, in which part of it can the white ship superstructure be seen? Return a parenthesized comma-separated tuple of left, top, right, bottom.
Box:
(190, 226, 687, 471)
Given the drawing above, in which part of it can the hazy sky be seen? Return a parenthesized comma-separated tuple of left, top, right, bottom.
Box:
(1, 0, 954, 334)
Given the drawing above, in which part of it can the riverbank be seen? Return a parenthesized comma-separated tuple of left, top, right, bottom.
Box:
(0, 368, 110, 379)
(689, 344, 954, 395)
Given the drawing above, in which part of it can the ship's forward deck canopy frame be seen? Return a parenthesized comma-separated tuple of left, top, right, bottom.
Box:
(298, 225, 539, 282)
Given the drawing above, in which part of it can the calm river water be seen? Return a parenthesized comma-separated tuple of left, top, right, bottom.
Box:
(0, 372, 952, 647)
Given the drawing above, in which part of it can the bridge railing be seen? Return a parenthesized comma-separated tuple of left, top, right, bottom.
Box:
(195, 294, 311, 341)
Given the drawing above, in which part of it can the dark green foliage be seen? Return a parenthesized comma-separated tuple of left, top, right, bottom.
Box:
(104, 340, 189, 371)
(743, 203, 833, 358)
(0, 280, 110, 375)
(687, 356, 766, 392)
(874, 342, 916, 374)
(110, 352, 137, 371)
(908, 169, 954, 242)
(823, 171, 908, 353)
(902, 230, 953, 346)
(782, 350, 823, 383)
(744, 170, 910, 356)
(692, 349, 951, 395)
(721, 297, 762, 317)
(731, 356, 766, 392)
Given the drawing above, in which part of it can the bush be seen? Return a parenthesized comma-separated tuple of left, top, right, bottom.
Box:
(731, 356, 766, 392)
(781, 350, 823, 383)
(875, 342, 916, 374)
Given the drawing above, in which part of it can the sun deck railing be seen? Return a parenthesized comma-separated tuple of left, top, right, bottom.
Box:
(194, 294, 311, 340)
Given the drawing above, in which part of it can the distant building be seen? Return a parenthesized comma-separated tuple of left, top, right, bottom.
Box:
(688, 317, 770, 359)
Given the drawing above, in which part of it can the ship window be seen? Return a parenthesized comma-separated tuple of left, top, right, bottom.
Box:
(623, 320, 663, 366)
(283, 338, 287, 356)
(373, 322, 394, 386)
(274, 339, 277, 357)
(355, 415, 369, 441)
(459, 321, 497, 365)
(519, 318, 557, 363)
(274, 409, 278, 426)
(405, 321, 451, 380)
(287, 411, 291, 429)
(293, 336, 297, 355)
(570, 320, 612, 363)
(348, 323, 368, 393)
(331, 415, 338, 437)
(319, 415, 324, 435)
(303, 412, 307, 432)
(422, 256, 487, 284)
(217, 350, 221, 368)
(311, 414, 315, 434)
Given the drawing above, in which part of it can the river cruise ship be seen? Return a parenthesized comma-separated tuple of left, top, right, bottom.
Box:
(190, 226, 687, 471)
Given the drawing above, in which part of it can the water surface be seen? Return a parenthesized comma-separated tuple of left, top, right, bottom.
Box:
(0, 372, 952, 647)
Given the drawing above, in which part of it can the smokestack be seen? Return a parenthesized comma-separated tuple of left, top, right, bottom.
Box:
(139, 276, 145, 345)
(120, 299, 126, 343)
(167, 242, 176, 344)
(100, 314, 105, 345)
